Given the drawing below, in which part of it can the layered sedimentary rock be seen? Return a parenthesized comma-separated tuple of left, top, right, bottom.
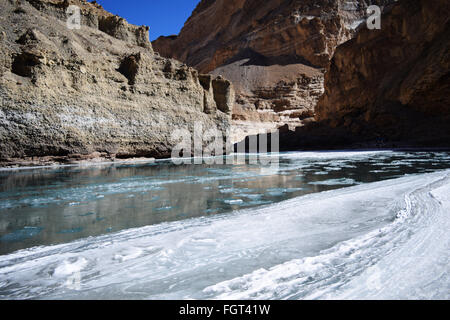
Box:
(240, 0, 450, 151)
(153, 0, 393, 142)
(0, 0, 233, 166)
(210, 59, 324, 142)
(316, 0, 450, 146)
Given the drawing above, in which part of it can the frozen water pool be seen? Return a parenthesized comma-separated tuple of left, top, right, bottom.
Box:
(0, 151, 449, 299)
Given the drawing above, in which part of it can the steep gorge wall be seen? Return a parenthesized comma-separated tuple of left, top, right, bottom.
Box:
(316, 0, 450, 145)
(0, 0, 234, 166)
(240, 0, 450, 151)
(154, 0, 392, 73)
(153, 0, 394, 142)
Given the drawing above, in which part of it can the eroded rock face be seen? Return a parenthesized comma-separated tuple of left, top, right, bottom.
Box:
(316, 0, 450, 145)
(154, 0, 393, 72)
(26, 0, 152, 48)
(211, 61, 325, 142)
(0, 0, 233, 166)
(153, 0, 394, 142)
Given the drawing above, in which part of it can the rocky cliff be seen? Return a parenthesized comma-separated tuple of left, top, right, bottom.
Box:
(239, 0, 450, 151)
(0, 0, 234, 166)
(316, 0, 450, 146)
(153, 0, 393, 142)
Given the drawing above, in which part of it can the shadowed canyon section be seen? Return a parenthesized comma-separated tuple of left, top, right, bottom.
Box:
(315, 0, 450, 147)
(153, 0, 395, 142)
(0, 0, 234, 167)
(155, 0, 449, 149)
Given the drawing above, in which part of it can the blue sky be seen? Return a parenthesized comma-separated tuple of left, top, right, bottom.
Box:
(95, 0, 200, 41)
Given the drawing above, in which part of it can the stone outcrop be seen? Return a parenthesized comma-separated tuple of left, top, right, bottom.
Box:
(0, 0, 233, 166)
(316, 0, 450, 146)
(153, 0, 394, 142)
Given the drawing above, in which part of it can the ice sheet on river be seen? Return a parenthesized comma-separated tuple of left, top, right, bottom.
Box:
(0, 170, 449, 299)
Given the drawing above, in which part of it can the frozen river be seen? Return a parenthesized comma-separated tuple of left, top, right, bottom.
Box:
(0, 151, 449, 299)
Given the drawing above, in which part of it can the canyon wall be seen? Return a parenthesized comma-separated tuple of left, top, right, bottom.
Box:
(240, 0, 450, 151)
(153, 0, 394, 142)
(0, 0, 233, 166)
(316, 0, 450, 146)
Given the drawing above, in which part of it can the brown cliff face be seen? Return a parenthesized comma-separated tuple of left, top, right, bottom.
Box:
(316, 0, 450, 145)
(0, 0, 234, 166)
(153, 0, 394, 142)
(154, 0, 392, 73)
